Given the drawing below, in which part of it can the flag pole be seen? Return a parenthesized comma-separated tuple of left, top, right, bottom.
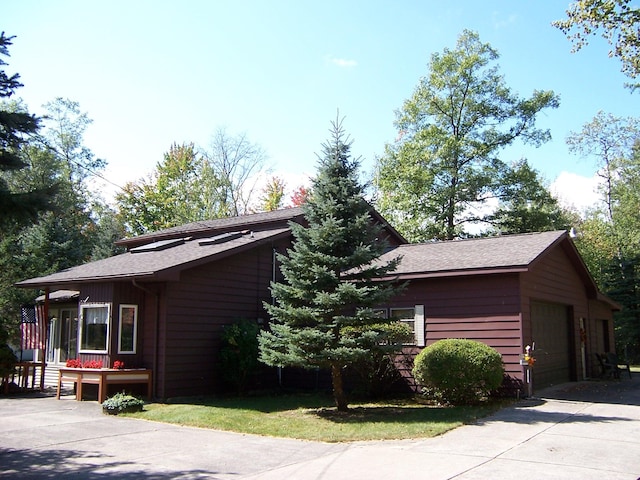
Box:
(40, 287, 50, 391)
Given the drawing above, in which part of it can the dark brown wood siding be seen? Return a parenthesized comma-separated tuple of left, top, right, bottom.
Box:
(520, 246, 593, 388)
(381, 273, 524, 382)
(111, 282, 147, 369)
(160, 242, 284, 398)
(587, 299, 616, 377)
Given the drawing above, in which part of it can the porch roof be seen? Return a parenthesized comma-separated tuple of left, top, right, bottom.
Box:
(16, 227, 290, 289)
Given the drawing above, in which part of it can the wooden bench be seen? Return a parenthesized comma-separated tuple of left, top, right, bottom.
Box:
(57, 367, 152, 403)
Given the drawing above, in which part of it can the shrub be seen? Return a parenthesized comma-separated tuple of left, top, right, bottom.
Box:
(102, 392, 145, 414)
(218, 319, 260, 395)
(344, 322, 414, 398)
(412, 339, 504, 405)
(0, 329, 17, 380)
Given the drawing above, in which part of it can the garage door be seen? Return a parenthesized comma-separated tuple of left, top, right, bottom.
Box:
(531, 302, 571, 389)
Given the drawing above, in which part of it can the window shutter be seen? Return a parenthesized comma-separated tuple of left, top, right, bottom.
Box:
(414, 305, 425, 347)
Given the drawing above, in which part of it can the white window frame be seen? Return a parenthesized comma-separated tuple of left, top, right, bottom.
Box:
(390, 307, 416, 345)
(79, 303, 111, 354)
(390, 305, 425, 347)
(118, 304, 138, 354)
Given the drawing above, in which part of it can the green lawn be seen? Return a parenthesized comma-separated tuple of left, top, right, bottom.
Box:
(127, 394, 507, 442)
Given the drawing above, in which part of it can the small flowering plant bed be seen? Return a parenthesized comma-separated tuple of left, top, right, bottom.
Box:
(65, 359, 103, 369)
(102, 392, 145, 415)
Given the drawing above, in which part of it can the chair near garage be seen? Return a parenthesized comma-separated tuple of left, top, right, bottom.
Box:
(596, 352, 631, 379)
(606, 352, 632, 379)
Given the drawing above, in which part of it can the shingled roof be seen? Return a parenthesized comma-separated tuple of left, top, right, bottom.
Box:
(117, 207, 306, 249)
(376, 230, 576, 278)
(17, 227, 290, 289)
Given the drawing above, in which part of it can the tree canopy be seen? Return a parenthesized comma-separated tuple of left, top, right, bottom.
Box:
(569, 112, 640, 360)
(486, 159, 576, 235)
(259, 118, 403, 411)
(554, 0, 640, 89)
(116, 129, 269, 235)
(374, 30, 560, 241)
(0, 33, 53, 222)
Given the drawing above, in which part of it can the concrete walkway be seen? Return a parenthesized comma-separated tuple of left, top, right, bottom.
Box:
(1, 378, 639, 479)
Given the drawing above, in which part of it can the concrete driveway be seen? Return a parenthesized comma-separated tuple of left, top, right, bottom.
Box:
(1, 378, 639, 479)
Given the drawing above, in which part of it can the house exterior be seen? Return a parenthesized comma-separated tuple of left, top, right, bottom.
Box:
(17, 207, 619, 398)
(16, 207, 405, 398)
(370, 231, 620, 389)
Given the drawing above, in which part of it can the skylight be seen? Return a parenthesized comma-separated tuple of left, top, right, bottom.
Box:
(198, 231, 245, 246)
(130, 238, 185, 253)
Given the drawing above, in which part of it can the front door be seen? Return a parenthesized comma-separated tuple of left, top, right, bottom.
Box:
(47, 308, 78, 364)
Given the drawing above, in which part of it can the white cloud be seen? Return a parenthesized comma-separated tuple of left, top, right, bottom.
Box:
(325, 55, 358, 68)
(550, 171, 602, 214)
(492, 11, 518, 29)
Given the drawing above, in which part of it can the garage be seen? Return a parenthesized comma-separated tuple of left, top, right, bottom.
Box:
(531, 301, 572, 388)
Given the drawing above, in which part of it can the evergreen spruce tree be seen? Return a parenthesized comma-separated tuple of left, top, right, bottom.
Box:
(259, 118, 403, 411)
(0, 32, 52, 223)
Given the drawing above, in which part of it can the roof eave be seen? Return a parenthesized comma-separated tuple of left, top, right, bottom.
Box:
(376, 266, 529, 281)
(15, 272, 160, 290)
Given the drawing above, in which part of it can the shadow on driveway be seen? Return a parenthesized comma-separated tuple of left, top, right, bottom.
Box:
(0, 447, 216, 479)
(537, 375, 640, 405)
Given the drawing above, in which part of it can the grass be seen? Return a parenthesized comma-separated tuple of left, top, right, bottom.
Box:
(126, 393, 508, 442)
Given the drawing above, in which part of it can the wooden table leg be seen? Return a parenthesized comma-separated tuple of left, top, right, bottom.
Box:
(98, 377, 105, 404)
(76, 378, 82, 401)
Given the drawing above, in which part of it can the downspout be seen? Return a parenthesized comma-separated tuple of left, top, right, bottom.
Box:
(132, 279, 159, 399)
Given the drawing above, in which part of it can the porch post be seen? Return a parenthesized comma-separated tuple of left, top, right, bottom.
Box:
(40, 287, 50, 391)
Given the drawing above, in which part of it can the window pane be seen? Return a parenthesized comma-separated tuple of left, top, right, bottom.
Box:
(119, 305, 137, 353)
(81, 306, 109, 352)
(390, 308, 415, 320)
(391, 308, 416, 345)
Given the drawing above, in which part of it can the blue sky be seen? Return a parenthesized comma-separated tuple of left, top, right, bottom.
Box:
(4, 1, 639, 210)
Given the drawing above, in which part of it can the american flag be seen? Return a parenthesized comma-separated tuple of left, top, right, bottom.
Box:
(20, 305, 47, 350)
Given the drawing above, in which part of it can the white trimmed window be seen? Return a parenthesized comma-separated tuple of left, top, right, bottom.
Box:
(79, 303, 111, 353)
(118, 304, 138, 354)
(390, 305, 425, 347)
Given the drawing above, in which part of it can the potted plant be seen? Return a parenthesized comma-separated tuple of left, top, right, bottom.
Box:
(102, 392, 145, 415)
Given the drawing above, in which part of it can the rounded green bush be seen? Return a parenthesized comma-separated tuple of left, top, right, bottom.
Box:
(412, 339, 504, 405)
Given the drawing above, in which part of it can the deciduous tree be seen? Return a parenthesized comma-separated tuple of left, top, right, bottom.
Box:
(569, 113, 640, 360)
(374, 30, 559, 241)
(554, 0, 640, 88)
(116, 129, 269, 234)
(487, 159, 576, 234)
(259, 176, 285, 212)
(203, 127, 268, 216)
(290, 185, 309, 207)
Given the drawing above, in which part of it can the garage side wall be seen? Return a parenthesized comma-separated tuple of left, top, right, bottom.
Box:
(520, 246, 591, 386)
(382, 273, 524, 383)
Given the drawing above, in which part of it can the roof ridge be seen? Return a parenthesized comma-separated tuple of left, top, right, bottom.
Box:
(396, 230, 567, 248)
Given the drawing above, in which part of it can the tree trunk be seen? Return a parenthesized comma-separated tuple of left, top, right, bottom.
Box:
(331, 363, 348, 411)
